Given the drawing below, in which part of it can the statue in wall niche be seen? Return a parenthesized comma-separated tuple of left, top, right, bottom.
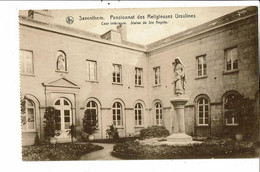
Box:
(57, 52, 66, 71)
(172, 57, 186, 96)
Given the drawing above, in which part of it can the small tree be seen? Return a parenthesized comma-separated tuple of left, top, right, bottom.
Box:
(224, 94, 256, 140)
(82, 109, 97, 136)
(67, 124, 77, 144)
(44, 106, 57, 138)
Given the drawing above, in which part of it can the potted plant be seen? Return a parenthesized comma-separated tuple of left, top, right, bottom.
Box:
(44, 106, 58, 144)
(82, 109, 97, 140)
(224, 94, 255, 141)
(106, 124, 119, 139)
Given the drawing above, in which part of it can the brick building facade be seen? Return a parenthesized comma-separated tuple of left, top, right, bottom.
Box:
(19, 7, 259, 145)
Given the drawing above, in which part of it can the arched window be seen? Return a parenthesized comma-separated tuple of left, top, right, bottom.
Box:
(224, 94, 239, 125)
(21, 99, 35, 130)
(197, 98, 209, 125)
(85, 101, 98, 127)
(112, 102, 123, 127)
(155, 102, 163, 125)
(135, 103, 143, 126)
(56, 51, 67, 72)
(54, 98, 71, 130)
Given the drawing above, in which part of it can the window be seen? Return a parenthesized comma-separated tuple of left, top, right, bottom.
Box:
(197, 98, 209, 125)
(197, 55, 207, 76)
(85, 101, 98, 127)
(86, 60, 97, 81)
(155, 102, 163, 125)
(225, 47, 238, 71)
(135, 103, 143, 126)
(113, 64, 122, 83)
(135, 68, 143, 86)
(153, 67, 160, 85)
(20, 50, 34, 75)
(54, 98, 71, 130)
(21, 99, 35, 130)
(56, 51, 67, 72)
(112, 102, 123, 127)
(224, 94, 238, 125)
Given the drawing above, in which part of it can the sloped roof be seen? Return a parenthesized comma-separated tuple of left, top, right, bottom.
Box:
(147, 6, 258, 51)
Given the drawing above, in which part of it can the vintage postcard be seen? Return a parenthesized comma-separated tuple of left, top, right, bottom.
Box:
(19, 5, 259, 162)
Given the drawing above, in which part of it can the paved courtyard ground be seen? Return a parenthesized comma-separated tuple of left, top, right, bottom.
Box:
(79, 143, 121, 160)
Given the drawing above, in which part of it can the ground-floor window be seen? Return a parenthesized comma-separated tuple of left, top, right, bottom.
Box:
(224, 94, 239, 125)
(21, 99, 35, 130)
(197, 97, 209, 125)
(85, 101, 98, 127)
(112, 102, 123, 127)
(155, 102, 163, 125)
(135, 103, 143, 126)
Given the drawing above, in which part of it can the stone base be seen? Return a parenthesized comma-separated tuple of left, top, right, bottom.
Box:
(167, 133, 192, 142)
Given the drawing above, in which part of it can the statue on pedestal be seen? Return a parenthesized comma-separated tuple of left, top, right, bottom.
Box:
(172, 57, 185, 96)
(168, 57, 192, 142)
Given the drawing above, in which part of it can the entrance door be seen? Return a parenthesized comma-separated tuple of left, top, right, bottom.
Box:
(54, 98, 72, 138)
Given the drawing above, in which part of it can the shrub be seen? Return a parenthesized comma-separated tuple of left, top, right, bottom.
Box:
(44, 107, 57, 138)
(113, 138, 256, 159)
(140, 126, 170, 139)
(22, 143, 103, 161)
(106, 124, 119, 139)
(224, 94, 257, 140)
(82, 109, 97, 135)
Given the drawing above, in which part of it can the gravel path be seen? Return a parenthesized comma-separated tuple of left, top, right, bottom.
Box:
(79, 143, 121, 160)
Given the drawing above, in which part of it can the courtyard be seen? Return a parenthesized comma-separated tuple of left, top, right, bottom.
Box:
(22, 126, 259, 161)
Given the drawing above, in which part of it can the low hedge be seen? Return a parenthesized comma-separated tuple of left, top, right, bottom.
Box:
(22, 143, 103, 161)
(140, 126, 170, 139)
(113, 138, 256, 159)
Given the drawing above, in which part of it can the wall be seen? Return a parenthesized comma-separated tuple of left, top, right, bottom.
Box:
(20, 23, 148, 140)
(147, 14, 258, 136)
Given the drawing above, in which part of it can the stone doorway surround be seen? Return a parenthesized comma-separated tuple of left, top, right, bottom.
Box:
(42, 75, 80, 142)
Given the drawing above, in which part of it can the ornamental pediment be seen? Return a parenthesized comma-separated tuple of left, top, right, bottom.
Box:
(43, 75, 80, 89)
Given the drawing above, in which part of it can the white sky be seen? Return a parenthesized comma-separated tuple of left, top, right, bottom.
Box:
(51, 6, 246, 45)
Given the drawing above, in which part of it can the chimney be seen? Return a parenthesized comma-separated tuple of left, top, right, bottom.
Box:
(117, 24, 127, 41)
(101, 24, 127, 43)
(20, 10, 53, 23)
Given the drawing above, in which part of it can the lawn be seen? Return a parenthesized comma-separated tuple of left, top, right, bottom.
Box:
(22, 143, 103, 161)
(112, 137, 258, 159)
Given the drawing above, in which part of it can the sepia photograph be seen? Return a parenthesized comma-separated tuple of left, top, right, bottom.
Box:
(19, 5, 259, 162)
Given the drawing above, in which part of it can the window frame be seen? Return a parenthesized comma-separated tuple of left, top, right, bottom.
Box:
(112, 64, 122, 84)
(21, 99, 36, 131)
(20, 49, 34, 76)
(112, 102, 123, 127)
(155, 102, 163, 126)
(196, 54, 207, 77)
(224, 47, 238, 72)
(86, 60, 97, 82)
(135, 67, 143, 86)
(153, 66, 161, 86)
(85, 101, 99, 128)
(224, 93, 239, 126)
(197, 97, 210, 126)
(134, 103, 143, 126)
(54, 98, 72, 131)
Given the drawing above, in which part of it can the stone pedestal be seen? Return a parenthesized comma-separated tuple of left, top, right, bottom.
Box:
(167, 97, 192, 142)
